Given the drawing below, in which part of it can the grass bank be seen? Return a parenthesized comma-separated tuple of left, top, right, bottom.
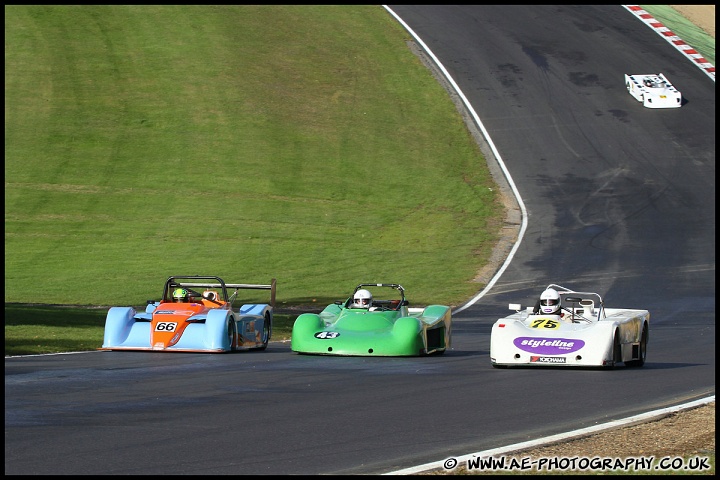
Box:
(5, 5, 502, 313)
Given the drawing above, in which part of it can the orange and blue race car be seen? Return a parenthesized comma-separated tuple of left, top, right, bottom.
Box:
(100, 275, 275, 353)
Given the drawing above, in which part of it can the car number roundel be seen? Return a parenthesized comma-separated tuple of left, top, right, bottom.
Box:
(314, 331, 340, 339)
(530, 318, 561, 329)
(154, 322, 178, 332)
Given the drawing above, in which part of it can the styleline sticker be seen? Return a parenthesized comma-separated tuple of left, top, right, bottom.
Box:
(513, 337, 584, 354)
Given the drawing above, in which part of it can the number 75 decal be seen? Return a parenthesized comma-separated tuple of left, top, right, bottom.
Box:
(530, 318, 560, 329)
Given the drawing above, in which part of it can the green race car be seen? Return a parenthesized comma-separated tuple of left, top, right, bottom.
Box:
(291, 283, 452, 356)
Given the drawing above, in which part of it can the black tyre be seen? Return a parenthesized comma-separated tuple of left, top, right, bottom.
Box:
(255, 313, 271, 351)
(612, 331, 622, 369)
(625, 326, 647, 368)
(227, 316, 236, 351)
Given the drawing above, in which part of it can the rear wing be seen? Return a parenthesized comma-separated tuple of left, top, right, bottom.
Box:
(180, 280, 276, 308)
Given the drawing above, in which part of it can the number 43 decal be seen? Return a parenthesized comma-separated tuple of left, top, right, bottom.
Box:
(314, 331, 340, 339)
(530, 318, 560, 329)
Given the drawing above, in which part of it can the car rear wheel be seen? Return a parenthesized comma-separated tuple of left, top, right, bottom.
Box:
(625, 326, 647, 368)
(612, 331, 622, 368)
(255, 313, 271, 351)
(226, 316, 236, 351)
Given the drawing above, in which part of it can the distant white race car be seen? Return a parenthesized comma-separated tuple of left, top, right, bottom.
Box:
(625, 73, 682, 108)
(490, 284, 649, 368)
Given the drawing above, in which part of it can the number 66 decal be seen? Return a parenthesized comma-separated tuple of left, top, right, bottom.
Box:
(155, 322, 178, 332)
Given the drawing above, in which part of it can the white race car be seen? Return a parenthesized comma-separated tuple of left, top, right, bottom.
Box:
(490, 284, 649, 368)
(625, 73, 682, 108)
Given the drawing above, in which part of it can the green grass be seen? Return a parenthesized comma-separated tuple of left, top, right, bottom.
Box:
(641, 5, 715, 66)
(5, 5, 502, 314)
(4, 305, 107, 355)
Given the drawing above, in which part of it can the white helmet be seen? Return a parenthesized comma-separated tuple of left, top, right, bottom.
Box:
(203, 290, 218, 301)
(352, 289, 372, 308)
(539, 288, 560, 315)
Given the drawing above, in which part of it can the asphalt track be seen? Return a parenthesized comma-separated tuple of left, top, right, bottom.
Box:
(5, 5, 715, 475)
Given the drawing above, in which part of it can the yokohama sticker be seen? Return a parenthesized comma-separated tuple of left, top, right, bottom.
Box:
(514, 337, 584, 354)
(531, 356, 566, 364)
